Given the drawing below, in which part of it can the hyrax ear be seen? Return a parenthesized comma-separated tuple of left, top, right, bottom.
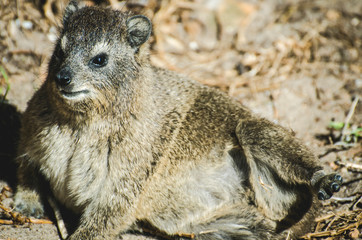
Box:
(126, 15, 152, 48)
(63, 0, 80, 26)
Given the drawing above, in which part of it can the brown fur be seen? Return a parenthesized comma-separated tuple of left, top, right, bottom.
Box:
(14, 1, 342, 239)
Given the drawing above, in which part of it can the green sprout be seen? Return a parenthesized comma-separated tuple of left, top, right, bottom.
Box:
(351, 127, 362, 138)
(328, 97, 360, 144)
(328, 121, 345, 131)
(0, 66, 10, 102)
(328, 121, 361, 144)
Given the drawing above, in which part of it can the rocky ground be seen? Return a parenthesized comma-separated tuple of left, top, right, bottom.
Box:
(0, 0, 361, 239)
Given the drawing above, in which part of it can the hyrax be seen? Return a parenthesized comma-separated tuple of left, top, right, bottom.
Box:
(14, 1, 342, 239)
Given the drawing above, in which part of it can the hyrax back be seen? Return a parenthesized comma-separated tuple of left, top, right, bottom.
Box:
(15, 1, 342, 240)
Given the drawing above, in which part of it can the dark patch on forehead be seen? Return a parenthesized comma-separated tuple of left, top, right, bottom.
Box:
(62, 7, 129, 46)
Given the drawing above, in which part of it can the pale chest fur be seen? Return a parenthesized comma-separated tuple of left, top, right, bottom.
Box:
(25, 118, 153, 213)
(26, 123, 107, 211)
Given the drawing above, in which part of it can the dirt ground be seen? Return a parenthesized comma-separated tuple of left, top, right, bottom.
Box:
(0, 0, 361, 239)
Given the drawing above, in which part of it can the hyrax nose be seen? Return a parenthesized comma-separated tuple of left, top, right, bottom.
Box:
(56, 67, 72, 87)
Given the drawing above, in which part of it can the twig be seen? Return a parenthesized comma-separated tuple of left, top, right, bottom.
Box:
(331, 196, 359, 203)
(48, 196, 68, 239)
(0, 204, 21, 222)
(258, 176, 274, 191)
(0, 218, 53, 225)
(302, 210, 362, 239)
(335, 160, 362, 172)
(350, 196, 362, 210)
(0, 219, 13, 224)
(342, 177, 362, 186)
(0, 202, 53, 225)
(175, 232, 196, 239)
(301, 219, 362, 238)
(27, 218, 53, 224)
(315, 212, 335, 222)
(199, 229, 218, 235)
(301, 219, 362, 239)
(341, 96, 359, 142)
(325, 215, 337, 231)
(1, 186, 12, 195)
(318, 146, 346, 158)
(285, 230, 291, 240)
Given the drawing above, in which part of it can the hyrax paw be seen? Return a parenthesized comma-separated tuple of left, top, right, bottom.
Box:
(316, 174, 343, 200)
(13, 190, 45, 219)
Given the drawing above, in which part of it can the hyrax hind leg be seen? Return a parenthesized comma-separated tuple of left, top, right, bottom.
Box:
(235, 117, 342, 224)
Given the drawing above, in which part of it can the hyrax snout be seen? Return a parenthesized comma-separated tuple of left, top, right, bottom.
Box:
(55, 66, 72, 87)
(14, 1, 342, 239)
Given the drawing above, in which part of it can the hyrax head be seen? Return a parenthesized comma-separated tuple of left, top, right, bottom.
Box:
(47, 0, 152, 114)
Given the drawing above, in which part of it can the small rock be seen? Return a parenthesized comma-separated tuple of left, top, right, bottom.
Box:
(47, 33, 57, 43)
(22, 20, 33, 30)
(48, 26, 58, 42)
(351, 17, 359, 26)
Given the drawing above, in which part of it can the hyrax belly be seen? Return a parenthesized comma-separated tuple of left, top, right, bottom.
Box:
(135, 143, 247, 234)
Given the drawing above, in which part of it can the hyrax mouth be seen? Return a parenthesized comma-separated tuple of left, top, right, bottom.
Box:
(60, 89, 90, 99)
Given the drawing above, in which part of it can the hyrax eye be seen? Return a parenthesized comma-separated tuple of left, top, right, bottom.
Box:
(89, 53, 108, 68)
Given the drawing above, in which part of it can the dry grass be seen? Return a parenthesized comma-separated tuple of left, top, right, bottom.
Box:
(0, 0, 361, 239)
